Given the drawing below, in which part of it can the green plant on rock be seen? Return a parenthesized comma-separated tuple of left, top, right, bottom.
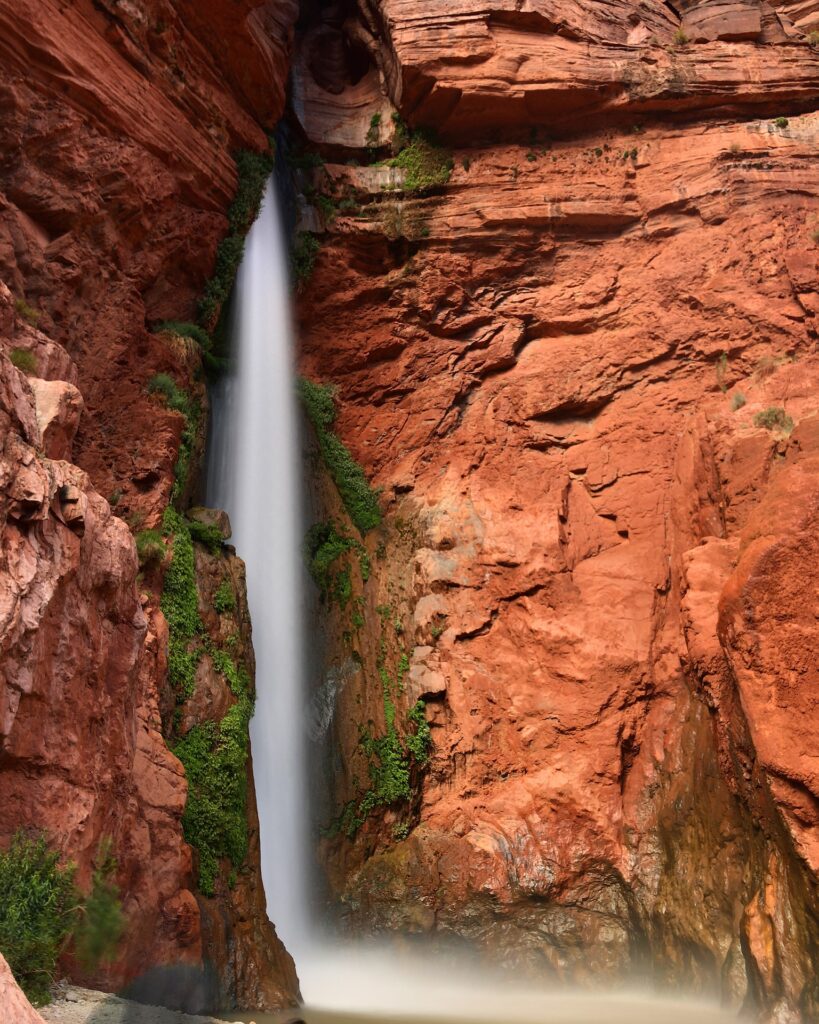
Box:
(135, 529, 166, 569)
(173, 676, 254, 896)
(716, 351, 729, 392)
(198, 146, 275, 330)
(72, 838, 124, 971)
(366, 112, 382, 149)
(0, 832, 77, 1006)
(291, 232, 321, 287)
(213, 579, 236, 614)
(773, 117, 789, 130)
(14, 297, 40, 326)
(304, 521, 363, 609)
(731, 392, 746, 411)
(298, 378, 381, 533)
(673, 28, 689, 45)
(146, 375, 200, 503)
(187, 519, 223, 554)
(160, 508, 203, 700)
(9, 347, 37, 374)
(388, 130, 453, 193)
(754, 406, 794, 433)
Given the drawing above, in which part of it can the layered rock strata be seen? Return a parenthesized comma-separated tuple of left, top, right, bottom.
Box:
(0, 0, 299, 1007)
(300, 98, 819, 1020)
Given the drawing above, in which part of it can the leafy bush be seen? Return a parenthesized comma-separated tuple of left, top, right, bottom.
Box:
(174, 663, 254, 896)
(198, 147, 275, 330)
(774, 117, 789, 129)
(389, 130, 453, 192)
(754, 406, 794, 433)
(9, 347, 37, 374)
(0, 833, 77, 1005)
(673, 28, 689, 45)
(731, 392, 746, 411)
(135, 529, 166, 569)
(161, 509, 203, 699)
(14, 298, 40, 326)
(298, 379, 381, 533)
(213, 580, 236, 614)
(291, 232, 320, 287)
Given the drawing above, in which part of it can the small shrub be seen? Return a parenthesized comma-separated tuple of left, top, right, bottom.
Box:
(135, 529, 166, 569)
(389, 131, 453, 192)
(729, 142, 742, 154)
(773, 117, 789, 130)
(213, 580, 236, 615)
(366, 112, 382, 149)
(9, 347, 37, 374)
(315, 194, 336, 223)
(291, 232, 320, 287)
(154, 321, 211, 349)
(808, 30, 819, 46)
(716, 351, 728, 392)
(298, 378, 381, 533)
(673, 28, 689, 46)
(73, 839, 124, 970)
(14, 298, 40, 326)
(462, 156, 471, 171)
(731, 392, 746, 411)
(147, 373, 190, 415)
(754, 407, 794, 433)
(525, 151, 537, 162)
(0, 832, 78, 1006)
(108, 488, 123, 507)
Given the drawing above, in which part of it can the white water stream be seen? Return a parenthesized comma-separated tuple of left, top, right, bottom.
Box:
(207, 182, 734, 1023)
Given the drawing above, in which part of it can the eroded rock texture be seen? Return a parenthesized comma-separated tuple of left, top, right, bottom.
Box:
(0, 0, 298, 1008)
(298, 8, 819, 1014)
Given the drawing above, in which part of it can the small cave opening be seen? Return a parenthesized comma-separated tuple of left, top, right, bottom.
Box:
(297, 0, 376, 95)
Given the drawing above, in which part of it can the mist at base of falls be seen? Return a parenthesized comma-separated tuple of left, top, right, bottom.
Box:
(207, 182, 733, 1024)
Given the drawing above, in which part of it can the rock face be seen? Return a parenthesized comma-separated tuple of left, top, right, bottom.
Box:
(0, 0, 299, 1009)
(297, 6, 819, 1014)
(0, 953, 46, 1024)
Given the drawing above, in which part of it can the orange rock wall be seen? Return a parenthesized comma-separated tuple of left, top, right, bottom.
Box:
(298, 4, 819, 1016)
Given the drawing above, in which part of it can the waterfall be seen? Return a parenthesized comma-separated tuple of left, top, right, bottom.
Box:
(207, 179, 307, 955)
(207, 181, 734, 1023)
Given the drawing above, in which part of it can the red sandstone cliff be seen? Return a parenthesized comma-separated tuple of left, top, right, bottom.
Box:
(0, 0, 298, 1008)
(295, 2, 819, 1019)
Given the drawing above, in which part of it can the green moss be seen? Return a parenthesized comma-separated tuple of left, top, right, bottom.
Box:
(9, 347, 37, 374)
(198, 147, 275, 330)
(160, 509, 203, 700)
(173, 679, 254, 895)
(754, 406, 794, 433)
(291, 232, 321, 287)
(187, 519, 223, 554)
(213, 580, 236, 614)
(299, 379, 381, 533)
(135, 528, 166, 569)
(0, 833, 77, 1006)
(389, 130, 453, 193)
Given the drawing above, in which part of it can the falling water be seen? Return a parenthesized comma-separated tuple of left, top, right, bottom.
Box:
(208, 181, 735, 1023)
(207, 178, 306, 954)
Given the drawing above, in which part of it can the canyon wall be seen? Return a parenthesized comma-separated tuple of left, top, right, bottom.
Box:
(0, 0, 298, 1009)
(296, 1, 819, 1019)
